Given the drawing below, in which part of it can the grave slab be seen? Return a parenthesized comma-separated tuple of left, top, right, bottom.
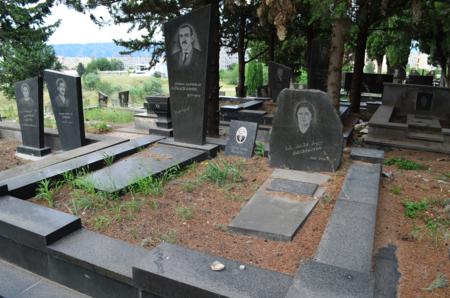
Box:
(158, 137, 219, 158)
(285, 260, 374, 298)
(86, 144, 208, 193)
(374, 245, 400, 298)
(0, 195, 81, 252)
(338, 163, 381, 206)
(271, 168, 330, 185)
(315, 199, 377, 273)
(350, 147, 384, 164)
(133, 243, 292, 298)
(229, 180, 319, 241)
(267, 178, 318, 196)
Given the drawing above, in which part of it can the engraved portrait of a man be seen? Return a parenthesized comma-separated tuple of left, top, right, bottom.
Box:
(55, 78, 69, 107)
(171, 23, 201, 70)
(20, 82, 34, 107)
(296, 102, 315, 134)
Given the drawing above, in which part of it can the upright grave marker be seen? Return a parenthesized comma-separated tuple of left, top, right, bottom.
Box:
(163, 5, 213, 145)
(44, 70, 86, 150)
(269, 62, 292, 102)
(98, 91, 108, 108)
(224, 120, 258, 158)
(14, 77, 51, 156)
(119, 91, 129, 107)
(308, 39, 330, 92)
(269, 89, 343, 172)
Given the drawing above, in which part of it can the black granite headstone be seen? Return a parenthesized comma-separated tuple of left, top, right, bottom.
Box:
(344, 73, 394, 94)
(44, 70, 85, 151)
(407, 75, 434, 86)
(416, 92, 433, 111)
(98, 91, 108, 108)
(269, 89, 343, 172)
(14, 77, 51, 156)
(164, 5, 214, 145)
(118, 91, 129, 107)
(224, 120, 258, 158)
(308, 40, 330, 92)
(269, 62, 291, 102)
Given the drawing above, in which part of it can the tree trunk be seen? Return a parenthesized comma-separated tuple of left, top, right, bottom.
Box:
(440, 60, 448, 87)
(376, 56, 383, 74)
(327, 19, 346, 110)
(206, 0, 220, 137)
(306, 25, 314, 87)
(350, 24, 368, 113)
(447, 63, 450, 87)
(237, 14, 246, 97)
(267, 25, 276, 62)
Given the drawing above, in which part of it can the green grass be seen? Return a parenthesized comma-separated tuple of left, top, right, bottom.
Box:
(403, 199, 429, 218)
(36, 179, 60, 208)
(390, 185, 402, 195)
(202, 159, 243, 186)
(85, 108, 134, 124)
(254, 141, 265, 157)
(161, 229, 178, 244)
(93, 215, 111, 231)
(384, 157, 426, 170)
(175, 206, 194, 220)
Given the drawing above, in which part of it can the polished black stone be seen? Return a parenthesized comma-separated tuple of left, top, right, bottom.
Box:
(119, 90, 129, 107)
(267, 178, 318, 196)
(224, 120, 258, 158)
(14, 77, 51, 156)
(0, 195, 81, 251)
(308, 39, 330, 92)
(269, 61, 291, 102)
(407, 75, 433, 86)
(0, 184, 7, 195)
(269, 89, 344, 172)
(344, 73, 394, 94)
(98, 91, 108, 108)
(44, 70, 85, 150)
(163, 5, 214, 145)
(133, 243, 293, 298)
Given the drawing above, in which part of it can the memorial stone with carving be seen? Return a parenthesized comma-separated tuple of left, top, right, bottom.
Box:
(269, 62, 291, 102)
(269, 89, 343, 172)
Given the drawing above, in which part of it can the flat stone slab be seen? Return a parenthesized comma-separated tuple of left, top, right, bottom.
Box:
(133, 243, 292, 298)
(0, 184, 7, 195)
(315, 199, 377, 273)
(86, 144, 208, 193)
(286, 260, 374, 298)
(339, 163, 381, 206)
(350, 147, 384, 164)
(365, 135, 450, 154)
(0, 259, 89, 298)
(158, 137, 219, 158)
(0, 195, 81, 251)
(271, 168, 330, 185)
(229, 180, 319, 241)
(374, 245, 400, 298)
(48, 228, 149, 286)
(267, 178, 318, 196)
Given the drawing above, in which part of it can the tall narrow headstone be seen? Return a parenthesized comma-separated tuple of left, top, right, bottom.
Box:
(44, 70, 86, 150)
(98, 91, 108, 108)
(163, 5, 213, 145)
(14, 77, 51, 156)
(308, 40, 330, 92)
(269, 62, 292, 102)
(269, 89, 344, 172)
(119, 90, 130, 107)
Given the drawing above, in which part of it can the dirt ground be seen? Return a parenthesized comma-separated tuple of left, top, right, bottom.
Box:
(0, 139, 28, 171)
(374, 149, 450, 297)
(30, 149, 348, 276)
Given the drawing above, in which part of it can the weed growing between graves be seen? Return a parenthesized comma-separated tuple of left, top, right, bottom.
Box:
(36, 179, 61, 208)
(384, 157, 426, 170)
(175, 206, 194, 220)
(202, 158, 244, 186)
(84, 108, 134, 124)
(391, 185, 403, 195)
(254, 141, 265, 157)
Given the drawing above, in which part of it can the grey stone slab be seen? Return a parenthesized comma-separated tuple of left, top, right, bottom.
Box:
(0, 259, 89, 298)
(267, 178, 318, 196)
(374, 245, 400, 298)
(271, 168, 330, 185)
(350, 147, 384, 164)
(86, 144, 208, 193)
(133, 243, 293, 298)
(339, 163, 381, 206)
(269, 89, 344, 172)
(365, 135, 450, 154)
(224, 120, 258, 159)
(229, 183, 319, 241)
(315, 199, 377, 273)
(0, 195, 81, 251)
(158, 137, 219, 158)
(286, 260, 374, 298)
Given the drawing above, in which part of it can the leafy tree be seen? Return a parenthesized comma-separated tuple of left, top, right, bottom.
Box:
(367, 30, 388, 73)
(76, 62, 86, 76)
(110, 59, 124, 71)
(246, 60, 263, 95)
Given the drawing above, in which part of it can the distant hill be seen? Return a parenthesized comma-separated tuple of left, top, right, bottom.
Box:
(51, 42, 150, 58)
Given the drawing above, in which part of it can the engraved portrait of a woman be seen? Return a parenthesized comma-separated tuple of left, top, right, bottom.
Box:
(296, 101, 315, 134)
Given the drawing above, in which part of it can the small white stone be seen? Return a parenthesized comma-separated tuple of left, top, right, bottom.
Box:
(210, 261, 225, 271)
(239, 265, 246, 270)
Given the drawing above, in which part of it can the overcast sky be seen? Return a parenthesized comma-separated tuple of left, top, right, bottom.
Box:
(46, 5, 145, 45)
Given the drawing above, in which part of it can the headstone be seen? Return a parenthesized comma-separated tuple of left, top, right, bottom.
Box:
(257, 85, 269, 97)
(235, 86, 247, 97)
(98, 91, 108, 108)
(164, 5, 214, 145)
(14, 77, 51, 156)
(146, 96, 173, 136)
(118, 90, 129, 107)
(224, 120, 258, 158)
(269, 89, 344, 172)
(44, 70, 86, 151)
(344, 73, 394, 94)
(407, 75, 434, 86)
(269, 62, 291, 102)
(308, 39, 330, 92)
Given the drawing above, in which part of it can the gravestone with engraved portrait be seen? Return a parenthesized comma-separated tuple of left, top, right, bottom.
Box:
(98, 91, 108, 108)
(224, 120, 258, 159)
(269, 62, 291, 102)
(119, 90, 129, 107)
(269, 89, 343, 172)
(14, 77, 51, 156)
(163, 5, 214, 145)
(308, 39, 330, 92)
(44, 70, 86, 150)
